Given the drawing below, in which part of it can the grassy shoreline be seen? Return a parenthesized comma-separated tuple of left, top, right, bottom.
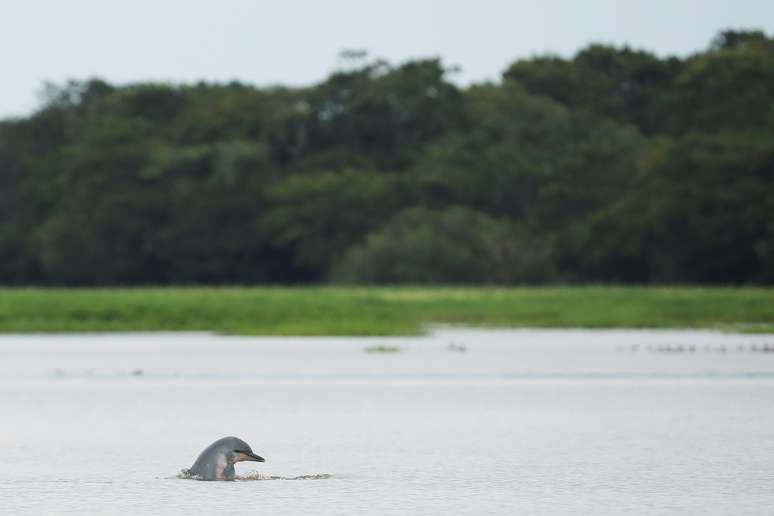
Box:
(0, 286, 773, 336)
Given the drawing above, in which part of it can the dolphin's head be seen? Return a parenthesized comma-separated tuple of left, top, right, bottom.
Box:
(221, 436, 265, 464)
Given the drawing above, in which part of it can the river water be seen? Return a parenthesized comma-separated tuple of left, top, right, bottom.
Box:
(1, 329, 773, 514)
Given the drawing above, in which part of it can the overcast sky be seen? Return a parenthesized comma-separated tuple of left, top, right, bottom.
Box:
(2, 0, 773, 118)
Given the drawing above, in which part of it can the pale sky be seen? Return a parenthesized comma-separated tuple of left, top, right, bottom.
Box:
(2, 0, 773, 118)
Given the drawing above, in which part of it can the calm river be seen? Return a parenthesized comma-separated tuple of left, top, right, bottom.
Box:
(1, 329, 773, 514)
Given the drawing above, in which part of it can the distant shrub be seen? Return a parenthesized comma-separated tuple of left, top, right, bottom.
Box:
(331, 206, 555, 284)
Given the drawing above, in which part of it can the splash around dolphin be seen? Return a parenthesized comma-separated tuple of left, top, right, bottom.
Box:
(183, 436, 265, 481)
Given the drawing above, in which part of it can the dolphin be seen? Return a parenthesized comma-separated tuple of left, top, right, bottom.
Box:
(186, 436, 265, 480)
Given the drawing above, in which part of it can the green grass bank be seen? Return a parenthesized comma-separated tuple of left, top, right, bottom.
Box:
(1, 286, 773, 335)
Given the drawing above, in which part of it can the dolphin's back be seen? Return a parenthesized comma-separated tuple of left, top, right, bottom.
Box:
(188, 438, 233, 480)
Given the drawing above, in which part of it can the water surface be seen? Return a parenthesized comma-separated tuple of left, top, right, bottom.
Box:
(1, 329, 773, 514)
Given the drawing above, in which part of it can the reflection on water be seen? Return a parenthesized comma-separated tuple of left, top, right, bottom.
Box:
(1, 329, 774, 515)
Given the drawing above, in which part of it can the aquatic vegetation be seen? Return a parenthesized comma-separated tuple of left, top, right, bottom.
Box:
(364, 345, 402, 353)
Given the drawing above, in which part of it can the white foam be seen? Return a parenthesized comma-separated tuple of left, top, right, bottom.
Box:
(177, 469, 332, 481)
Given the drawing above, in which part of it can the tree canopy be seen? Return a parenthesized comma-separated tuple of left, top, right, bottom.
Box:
(1, 29, 772, 285)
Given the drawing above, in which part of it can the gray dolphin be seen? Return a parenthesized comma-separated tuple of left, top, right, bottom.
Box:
(187, 436, 265, 480)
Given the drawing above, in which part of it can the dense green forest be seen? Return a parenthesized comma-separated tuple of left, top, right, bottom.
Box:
(1, 29, 772, 285)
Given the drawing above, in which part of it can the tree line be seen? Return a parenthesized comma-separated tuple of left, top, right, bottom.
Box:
(1, 29, 772, 285)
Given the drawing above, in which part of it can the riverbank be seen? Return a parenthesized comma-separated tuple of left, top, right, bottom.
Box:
(1, 286, 773, 335)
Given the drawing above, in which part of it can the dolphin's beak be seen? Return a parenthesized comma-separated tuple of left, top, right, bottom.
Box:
(238, 451, 265, 462)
